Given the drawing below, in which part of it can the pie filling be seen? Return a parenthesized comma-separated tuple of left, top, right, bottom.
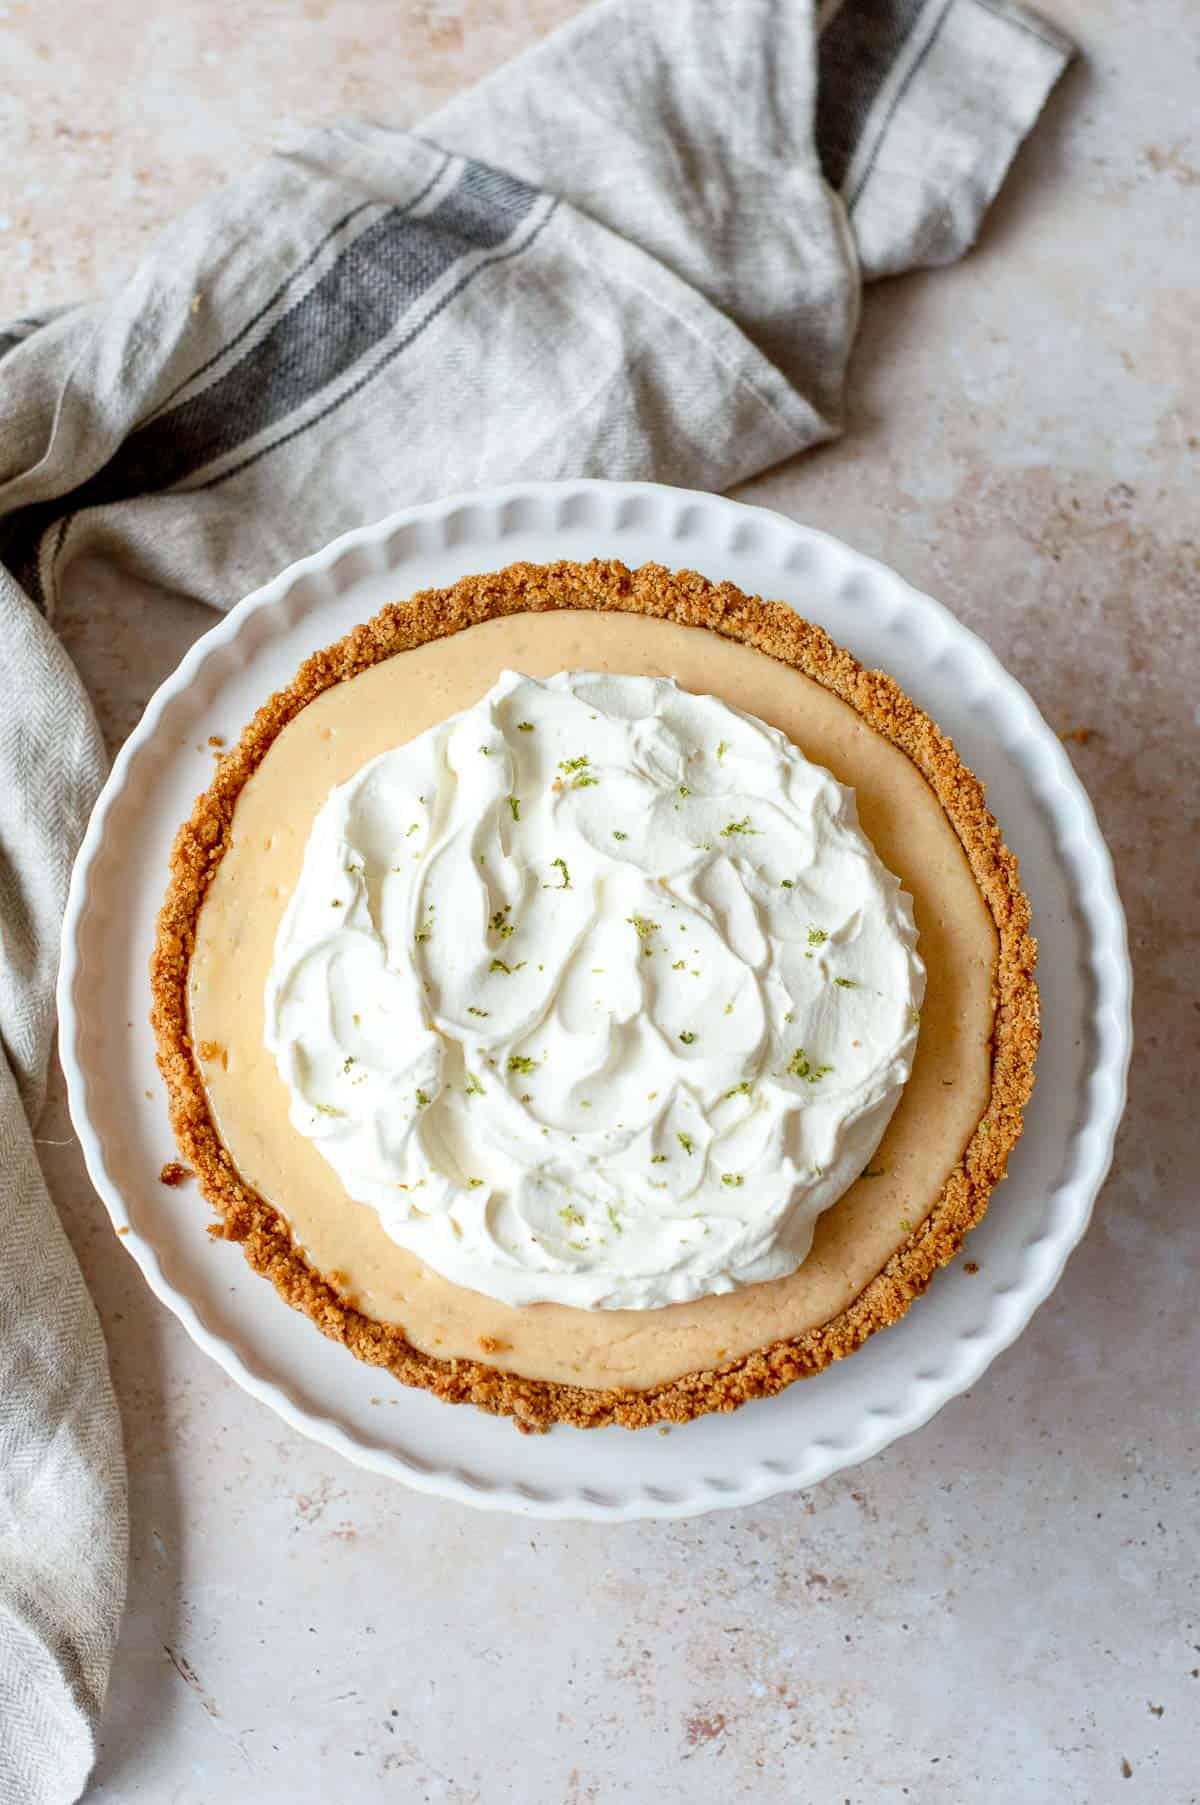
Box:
(189, 609, 996, 1392)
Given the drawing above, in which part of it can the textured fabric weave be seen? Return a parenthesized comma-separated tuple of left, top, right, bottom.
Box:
(0, 2, 1071, 1797)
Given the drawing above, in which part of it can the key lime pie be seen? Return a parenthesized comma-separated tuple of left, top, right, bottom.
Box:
(152, 560, 1037, 1430)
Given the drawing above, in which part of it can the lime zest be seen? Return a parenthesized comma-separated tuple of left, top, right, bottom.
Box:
(785, 1047, 833, 1084)
(557, 754, 598, 789)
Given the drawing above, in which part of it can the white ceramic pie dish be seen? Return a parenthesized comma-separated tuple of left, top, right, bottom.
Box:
(58, 480, 1131, 1520)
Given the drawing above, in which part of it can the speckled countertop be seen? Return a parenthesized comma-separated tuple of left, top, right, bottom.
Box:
(8, 3, 1198, 1800)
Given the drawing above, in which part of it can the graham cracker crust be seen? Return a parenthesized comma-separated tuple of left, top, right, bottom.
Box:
(150, 559, 1039, 1432)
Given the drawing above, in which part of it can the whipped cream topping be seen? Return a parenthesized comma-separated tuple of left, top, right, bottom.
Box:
(265, 671, 924, 1310)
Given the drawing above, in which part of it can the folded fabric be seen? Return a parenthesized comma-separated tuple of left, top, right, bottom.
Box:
(0, 2, 1072, 1797)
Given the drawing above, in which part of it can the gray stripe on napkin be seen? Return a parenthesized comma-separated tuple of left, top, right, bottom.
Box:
(176, 161, 541, 475)
(145, 199, 382, 420)
(199, 191, 558, 492)
(823, 0, 1075, 273)
(1, 155, 543, 604)
(816, 0, 926, 191)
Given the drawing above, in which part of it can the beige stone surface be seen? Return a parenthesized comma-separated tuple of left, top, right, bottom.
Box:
(9, 2, 1197, 1800)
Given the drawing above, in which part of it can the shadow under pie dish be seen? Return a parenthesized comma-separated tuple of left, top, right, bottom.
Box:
(151, 558, 1038, 1432)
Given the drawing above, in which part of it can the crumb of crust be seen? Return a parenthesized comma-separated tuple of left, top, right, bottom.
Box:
(964, 1260, 980, 1274)
(208, 734, 225, 748)
(1061, 726, 1099, 743)
(159, 1161, 192, 1187)
(478, 1335, 512, 1354)
(117, 1226, 129, 1237)
(150, 557, 1039, 1433)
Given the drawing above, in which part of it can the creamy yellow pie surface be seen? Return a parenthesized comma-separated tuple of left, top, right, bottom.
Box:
(188, 609, 996, 1391)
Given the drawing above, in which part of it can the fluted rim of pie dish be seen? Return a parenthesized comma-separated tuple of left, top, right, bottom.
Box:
(150, 557, 1039, 1432)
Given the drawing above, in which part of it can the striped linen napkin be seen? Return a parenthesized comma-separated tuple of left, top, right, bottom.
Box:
(0, 2, 1072, 1797)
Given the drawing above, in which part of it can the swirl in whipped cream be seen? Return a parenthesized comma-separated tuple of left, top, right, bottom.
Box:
(264, 671, 924, 1309)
